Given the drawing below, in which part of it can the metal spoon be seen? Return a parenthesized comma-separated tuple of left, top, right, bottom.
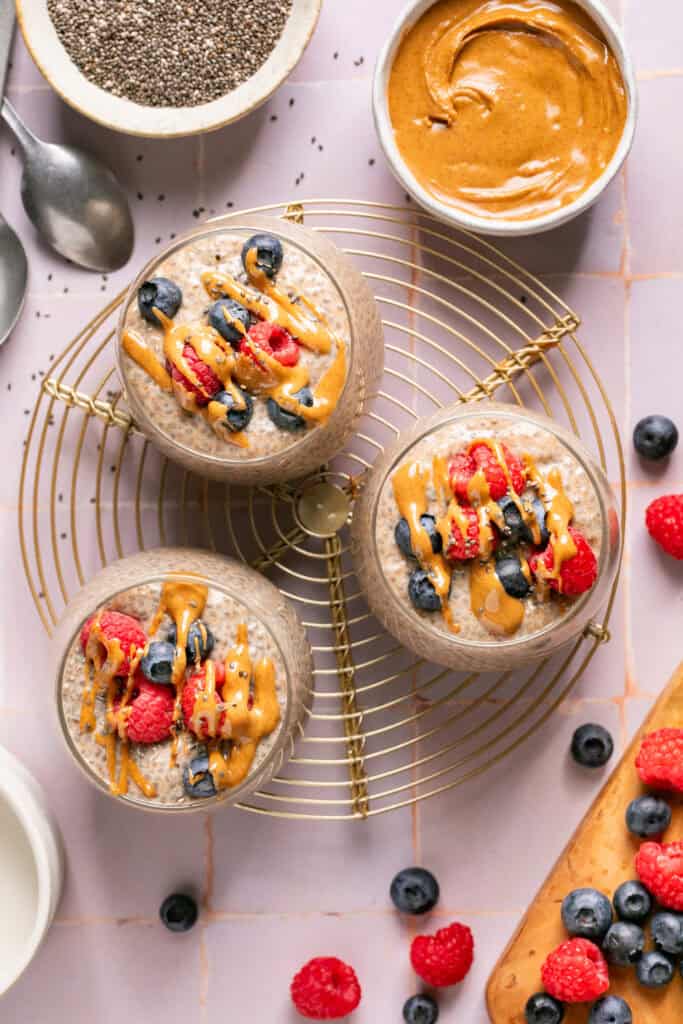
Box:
(1, 99, 135, 272)
(0, 2, 27, 346)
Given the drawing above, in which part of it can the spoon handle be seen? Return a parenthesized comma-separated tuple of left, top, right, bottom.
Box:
(1, 97, 36, 152)
(0, 0, 15, 101)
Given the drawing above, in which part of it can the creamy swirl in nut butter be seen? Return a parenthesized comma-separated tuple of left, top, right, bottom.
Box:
(388, 0, 628, 220)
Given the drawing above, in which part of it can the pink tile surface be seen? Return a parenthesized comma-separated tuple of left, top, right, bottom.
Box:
(1, 3, 681, 1022)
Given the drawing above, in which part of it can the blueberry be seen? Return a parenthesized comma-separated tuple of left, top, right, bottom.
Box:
(266, 387, 314, 431)
(408, 569, 442, 613)
(241, 232, 283, 279)
(497, 495, 530, 545)
(625, 794, 672, 838)
(137, 277, 182, 325)
(159, 892, 198, 932)
(208, 298, 251, 346)
(524, 993, 564, 1024)
(570, 724, 614, 768)
(395, 515, 443, 559)
(633, 415, 678, 461)
(651, 911, 683, 957)
(168, 620, 215, 663)
(588, 995, 632, 1024)
(602, 921, 645, 966)
(530, 497, 550, 548)
(213, 389, 254, 432)
(140, 640, 175, 684)
(561, 888, 613, 942)
(636, 950, 675, 988)
(403, 994, 439, 1024)
(495, 554, 531, 599)
(390, 867, 439, 914)
(612, 880, 652, 923)
(183, 753, 217, 799)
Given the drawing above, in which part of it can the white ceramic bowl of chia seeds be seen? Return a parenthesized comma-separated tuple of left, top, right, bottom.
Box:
(17, 0, 321, 137)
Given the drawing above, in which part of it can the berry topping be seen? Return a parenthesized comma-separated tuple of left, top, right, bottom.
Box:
(635, 950, 675, 988)
(137, 276, 182, 325)
(561, 888, 612, 942)
(208, 298, 251, 346)
(241, 232, 284, 280)
(444, 505, 480, 561)
(410, 921, 474, 988)
(540, 938, 609, 1004)
(497, 494, 532, 546)
(588, 995, 632, 1024)
(183, 752, 217, 799)
(633, 415, 678, 461)
(124, 679, 175, 744)
(636, 840, 683, 910)
(408, 569, 442, 612)
(390, 867, 440, 915)
(651, 911, 683, 956)
(395, 515, 443, 559)
(182, 341, 222, 400)
(524, 992, 565, 1024)
(403, 994, 439, 1024)
(495, 553, 531, 599)
(529, 527, 598, 596)
(635, 728, 683, 791)
(601, 921, 644, 966)
(168, 620, 215, 664)
(469, 441, 525, 501)
(140, 640, 175, 685)
(213, 389, 254, 433)
(80, 610, 147, 676)
(645, 494, 683, 559)
(625, 794, 672, 838)
(245, 319, 300, 367)
(612, 880, 652, 923)
(159, 892, 198, 933)
(181, 667, 227, 740)
(290, 957, 362, 1020)
(449, 450, 477, 503)
(570, 723, 614, 768)
(266, 387, 314, 431)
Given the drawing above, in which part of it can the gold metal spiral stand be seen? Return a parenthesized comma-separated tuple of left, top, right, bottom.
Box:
(18, 200, 625, 821)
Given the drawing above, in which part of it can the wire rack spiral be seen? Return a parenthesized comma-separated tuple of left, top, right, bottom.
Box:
(18, 199, 625, 821)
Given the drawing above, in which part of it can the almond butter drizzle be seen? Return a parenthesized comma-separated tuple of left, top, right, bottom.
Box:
(524, 455, 577, 592)
(469, 558, 526, 636)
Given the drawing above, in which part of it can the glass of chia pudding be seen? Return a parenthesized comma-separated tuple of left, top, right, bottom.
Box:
(116, 215, 384, 484)
(52, 548, 313, 812)
(352, 402, 620, 672)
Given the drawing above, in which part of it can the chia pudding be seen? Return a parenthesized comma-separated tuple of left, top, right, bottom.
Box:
(54, 549, 313, 810)
(353, 403, 619, 671)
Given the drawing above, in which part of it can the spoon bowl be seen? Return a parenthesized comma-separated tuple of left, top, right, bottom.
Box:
(0, 213, 28, 347)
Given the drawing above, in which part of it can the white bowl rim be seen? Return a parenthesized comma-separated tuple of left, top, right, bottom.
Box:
(0, 746, 59, 996)
(372, 0, 638, 238)
(16, 0, 322, 138)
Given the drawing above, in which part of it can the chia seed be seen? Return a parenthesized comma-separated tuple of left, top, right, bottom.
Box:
(46, 0, 293, 108)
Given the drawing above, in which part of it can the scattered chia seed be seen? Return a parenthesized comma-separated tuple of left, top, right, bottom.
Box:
(46, 0, 293, 108)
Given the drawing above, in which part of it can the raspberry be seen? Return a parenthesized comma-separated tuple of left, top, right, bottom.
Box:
(469, 441, 525, 500)
(290, 957, 361, 1020)
(124, 679, 175, 744)
(529, 527, 598, 596)
(181, 664, 227, 739)
(170, 343, 221, 405)
(449, 451, 476, 504)
(636, 729, 683, 791)
(80, 610, 147, 676)
(646, 494, 683, 559)
(445, 505, 480, 561)
(243, 320, 300, 367)
(540, 938, 609, 1003)
(636, 841, 683, 911)
(410, 921, 474, 987)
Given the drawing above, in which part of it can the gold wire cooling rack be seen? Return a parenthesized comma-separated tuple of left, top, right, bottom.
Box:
(18, 199, 625, 821)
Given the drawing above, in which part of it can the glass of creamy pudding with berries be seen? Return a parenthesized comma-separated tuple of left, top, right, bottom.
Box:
(352, 402, 619, 671)
(52, 549, 313, 811)
(116, 215, 384, 485)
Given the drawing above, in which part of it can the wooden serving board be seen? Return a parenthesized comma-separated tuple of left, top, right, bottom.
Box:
(487, 662, 683, 1023)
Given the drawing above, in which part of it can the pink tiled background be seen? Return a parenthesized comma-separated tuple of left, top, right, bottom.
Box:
(1, 1, 683, 1020)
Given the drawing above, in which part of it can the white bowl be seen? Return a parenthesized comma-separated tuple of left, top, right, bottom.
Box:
(0, 744, 63, 996)
(16, 0, 321, 138)
(372, 0, 638, 237)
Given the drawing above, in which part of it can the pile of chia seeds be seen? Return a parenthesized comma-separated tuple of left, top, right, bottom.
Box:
(47, 0, 293, 108)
